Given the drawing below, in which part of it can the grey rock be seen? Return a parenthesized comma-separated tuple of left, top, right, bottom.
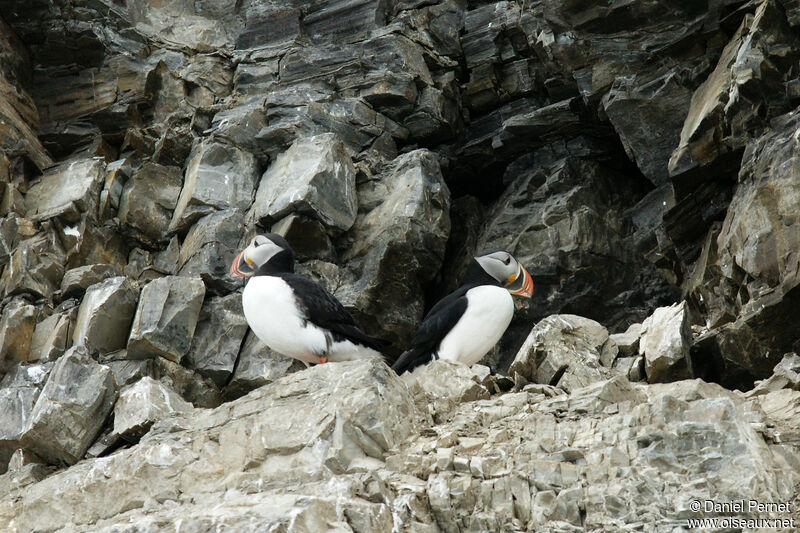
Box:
(338, 149, 450, 349)
(509, 315, 614, 392)
(19, 348, 117, 466)
(112, 377, 193, 443)
(24, 157, 105, 222)
(252, 133, 357, 232)
(404, 360, 490, 422)
(669, 1, 800, 177)
(72, 276, 139, 356)
(0, 16, 53, 172)
(609, 323, 644, 357)
(117, 162, 183, 242)
(689, 108, 800, 386)
(640, 302, 693, 383)
(749, 353, 800, 396)
(271, 213, 336, 262)
(1, 359, 415, 532)
(103, 356, 155, 388)
(28, 302, 77, 362)
(0, 298, 37, 365)
(170, 141, 259, 233)
(62, 221, 128, 273)
(186, 293, 248, 387)
(0, 363, 52, 473)
(225, 331, 304, 400)
(1, 229, 66, 298)
(177, 209, 246, 291)
(476, 153, 676, 365)
(603, 68, 693, 185)
(127, 276, 205, 363)
(153, 357, 222, 409)
(98, 159, 131, 222)
(60, 263, 122, 298)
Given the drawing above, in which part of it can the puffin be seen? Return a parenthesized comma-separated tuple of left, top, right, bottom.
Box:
(229, 233, 383, 364)
(391, 250, 533, 376)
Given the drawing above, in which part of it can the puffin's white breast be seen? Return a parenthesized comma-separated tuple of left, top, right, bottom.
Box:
(241, 276, 327, 363)
(436, 285, 514, 366)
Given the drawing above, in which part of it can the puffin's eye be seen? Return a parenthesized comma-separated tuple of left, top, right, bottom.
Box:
(502, 256, 511, 265)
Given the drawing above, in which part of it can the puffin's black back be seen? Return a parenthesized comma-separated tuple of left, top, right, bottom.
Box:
(391, 258, 499, 374)
(251, 233, 384, 352)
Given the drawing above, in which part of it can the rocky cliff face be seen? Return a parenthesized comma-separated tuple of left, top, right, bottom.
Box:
(1, 0, 800, 531)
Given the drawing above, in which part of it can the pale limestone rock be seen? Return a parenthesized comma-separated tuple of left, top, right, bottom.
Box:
(112, 377, 193, 442)
(19, 348, 117, 466)
(126, 276, 205, 362)
(72, 277, 139, 356)
(609, 322, 643, 357)
(252, 133, 357, 231)
(0, 298, 37, 364)
(640, 301, 693, 383)
(1, 359, 415, 531)
(509, 314, 614, 392)
(170, 141, 259, 233)
(24, 157, 105, 222)
(403, 359, 489, 421)
(27, 303, 77, 362)
(749, 353, 800, 396)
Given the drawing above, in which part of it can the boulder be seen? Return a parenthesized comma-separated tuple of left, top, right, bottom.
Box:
(170, 141, 259, 233)
(338, 149, 450, 349)
(1, 229, 66, 298)
(24, 157, 105, 222)
(185, 293, 248, 387)
(603, 68, 693, 185)
(508, 314, 614, 392)
(403, 360, 490, 421)
(177, 209, 246, 291)
(111, 377, 192, 442)
(60, 264, 122, 298)
(252, 133, 357, 232)
(127, 276, 205, 363)
(27, 301, 77, 362)
(72, 276, 139, 356)
(0, 298, 37, 364)
(271, 213, 335, 262)
(640, 302, 693, 383)
(19, 348, 117, 466)
(0, 362, 52, 473)
(117, 162, 183, 242)
(609, 322, 644, 357)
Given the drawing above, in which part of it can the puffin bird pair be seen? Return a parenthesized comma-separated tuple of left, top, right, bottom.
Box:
(229, 234, 533, 374)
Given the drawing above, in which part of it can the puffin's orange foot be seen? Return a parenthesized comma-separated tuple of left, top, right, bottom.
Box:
(319, 355, 328, 364)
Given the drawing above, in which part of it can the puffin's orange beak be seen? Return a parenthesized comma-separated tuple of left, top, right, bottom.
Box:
(510, 266, 534, 298)
(229, 250, 252, 278)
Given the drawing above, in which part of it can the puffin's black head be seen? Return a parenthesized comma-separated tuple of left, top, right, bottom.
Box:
(466, 250, 534, 298)
(229, 233, 295, 277)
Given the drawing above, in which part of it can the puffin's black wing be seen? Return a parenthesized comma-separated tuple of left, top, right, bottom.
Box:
(279, 273, 384, 352)
(391, 286, 470, 375)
